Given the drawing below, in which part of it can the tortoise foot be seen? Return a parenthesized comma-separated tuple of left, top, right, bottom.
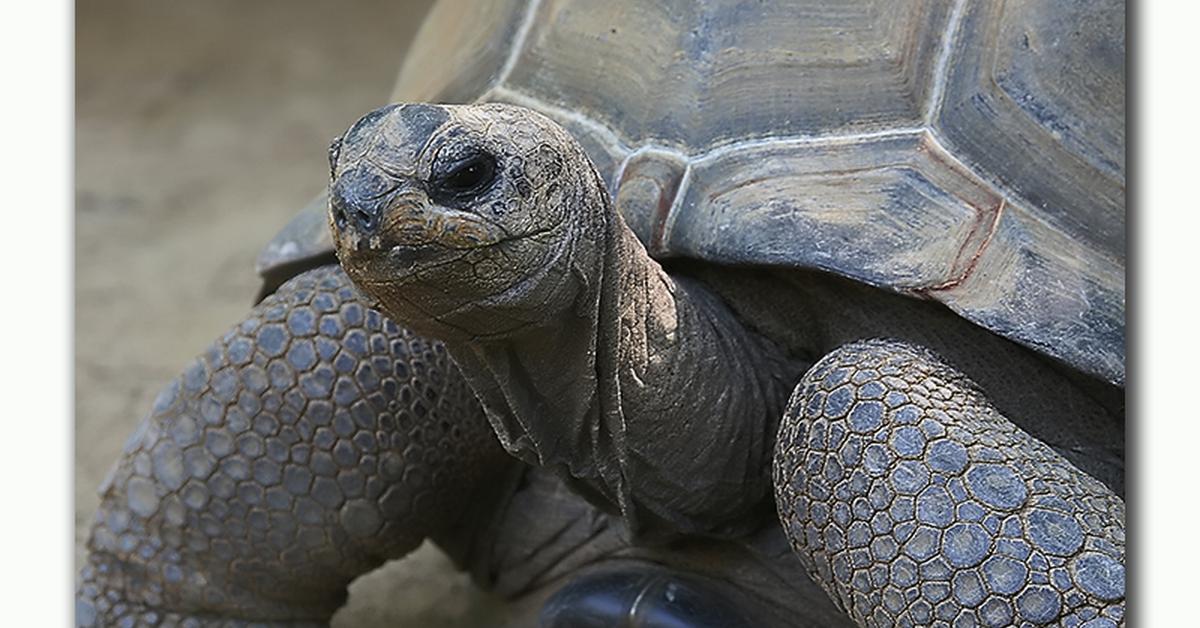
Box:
(77, 266, 510, 626)
(773, 339, 1125, 627)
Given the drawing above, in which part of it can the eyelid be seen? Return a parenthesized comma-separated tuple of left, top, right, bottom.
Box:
(428, 152, 497, 206)
(425, 127, 473, 170)
(437, 151, 486, 177)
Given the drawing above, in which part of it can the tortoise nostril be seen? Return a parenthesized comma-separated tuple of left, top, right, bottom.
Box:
(333, 208, 348, 230)
(355, 210, 374, 230)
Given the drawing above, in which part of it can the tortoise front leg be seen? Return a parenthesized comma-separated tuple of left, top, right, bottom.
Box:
(76, 266, 514, 626)
(773, 339, 1125, 627)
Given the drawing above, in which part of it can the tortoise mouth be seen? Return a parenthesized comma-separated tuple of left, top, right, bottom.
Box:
(338, 245, 470, 299)
(334, 199, 506, 267)
(336, 231, 466, 279)
(382, 241, 448, 264)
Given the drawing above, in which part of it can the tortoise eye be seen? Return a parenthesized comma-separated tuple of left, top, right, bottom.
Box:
(431, 153, 497, 203)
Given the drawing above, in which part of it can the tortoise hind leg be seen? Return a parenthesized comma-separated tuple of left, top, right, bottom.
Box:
(77, 266, 514, 626)
(773, 339, 1125, 627)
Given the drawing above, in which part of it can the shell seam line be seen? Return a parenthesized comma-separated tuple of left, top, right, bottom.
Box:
(493, 0, 546, 89)
(919, 199, 1005, 293)
(491, 87, 933, 165)
(490, 88, 944, 252)
(487, 86, 1118, 279)
(924, 0, 970, 126)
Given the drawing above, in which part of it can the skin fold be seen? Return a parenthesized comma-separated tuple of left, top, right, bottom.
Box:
(75, 101, 1124, 627)
(332, 103, 803, 540)
(329, 103, 1126, 627)
(76, 267, 516, 625)
(76, 266, 855, 627)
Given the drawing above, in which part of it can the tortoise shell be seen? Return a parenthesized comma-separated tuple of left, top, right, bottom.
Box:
(260, 0, 1125, 385)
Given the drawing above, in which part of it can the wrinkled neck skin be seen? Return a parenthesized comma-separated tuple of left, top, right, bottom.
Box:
(443, 178, 802, 541)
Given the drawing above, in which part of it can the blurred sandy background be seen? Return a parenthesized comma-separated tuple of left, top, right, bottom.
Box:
(75, 1, 502, 624)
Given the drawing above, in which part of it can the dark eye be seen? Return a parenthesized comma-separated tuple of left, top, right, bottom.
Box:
(431, 153, 497, 204)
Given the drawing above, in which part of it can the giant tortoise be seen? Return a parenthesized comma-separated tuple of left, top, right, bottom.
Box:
(79, 1, 1125, 626)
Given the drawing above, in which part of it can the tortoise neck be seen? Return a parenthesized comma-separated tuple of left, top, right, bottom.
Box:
(445, 198, 799, 539)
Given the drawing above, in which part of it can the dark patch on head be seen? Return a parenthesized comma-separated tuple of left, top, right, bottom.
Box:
(398, 104, 450, 152)
(515, 177, 533, 199)
(330, 165, 399, 235)
(344, 104, 401, 148)
(536, 144, 564, 178)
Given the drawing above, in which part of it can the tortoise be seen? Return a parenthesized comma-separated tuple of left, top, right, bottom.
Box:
(78, 1, 1126, 627)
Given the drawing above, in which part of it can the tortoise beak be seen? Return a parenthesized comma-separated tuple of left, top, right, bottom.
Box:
(328, 165, 440, 254)
(329, 171, 484, 278)
(329, 164, 400, 238)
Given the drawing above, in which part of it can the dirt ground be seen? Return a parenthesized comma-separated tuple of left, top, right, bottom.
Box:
(75, 1, 503, 624)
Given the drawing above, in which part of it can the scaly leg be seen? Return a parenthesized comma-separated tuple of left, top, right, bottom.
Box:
(774, 339, 1125, 627)
(77, 266, 513, 626)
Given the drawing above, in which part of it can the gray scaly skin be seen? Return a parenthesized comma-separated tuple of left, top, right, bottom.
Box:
(77, 264, 851, 627)
(775, 340, 1125, 626)
(330, 102, 799, 538)
(329, 103, 1126, 626)
(77, 266, 517, 625)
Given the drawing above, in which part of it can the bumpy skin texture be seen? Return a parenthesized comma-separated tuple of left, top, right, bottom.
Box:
(77, 266, 511, 626)
(329, 102, 1125, 628)
(330, 103, 801, 540)
(775, 340, 1125, 627)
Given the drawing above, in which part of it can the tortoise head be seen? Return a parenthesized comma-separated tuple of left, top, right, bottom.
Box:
(328, 103, 605, 340)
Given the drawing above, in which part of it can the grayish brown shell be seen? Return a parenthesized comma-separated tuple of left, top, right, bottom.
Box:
(254, 191, 336, 300)
(261, 0, 1125, 385)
